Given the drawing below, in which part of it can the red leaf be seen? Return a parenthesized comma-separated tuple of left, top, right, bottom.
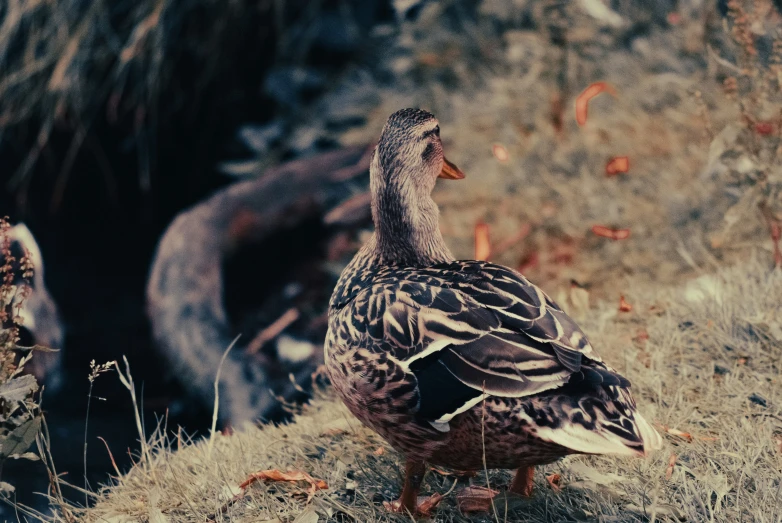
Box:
(634, 328, 649, 342)
(619, 295, 633, 312)
(592, 225, 631, 240)
(475, 222, 491, 261)
(457, 486, 499, 513)
(240, 469, 328, 500)
(518, 251, 539, 273)
(665, 453, 677, 480)
(418, 493, 444, 515)
(657, 425, 694, 442)
(575, 82, 617, 126)
(605, 156, 630, 176)
(384, 493, 443, 516)
(546, 473, 562, 492)
(755, 121, 775, 135)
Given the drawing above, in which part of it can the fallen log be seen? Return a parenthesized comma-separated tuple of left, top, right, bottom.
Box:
(146, 145, 372, 425)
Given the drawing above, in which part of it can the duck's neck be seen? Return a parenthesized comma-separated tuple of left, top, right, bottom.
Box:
(367, 177, 453, 267)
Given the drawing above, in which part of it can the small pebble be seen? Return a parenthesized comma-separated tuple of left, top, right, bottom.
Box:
(749, 393, 768, 408)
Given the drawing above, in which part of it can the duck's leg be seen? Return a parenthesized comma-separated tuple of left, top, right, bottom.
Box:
(509, 466, 535, 497)
(387, 459, 427, 513)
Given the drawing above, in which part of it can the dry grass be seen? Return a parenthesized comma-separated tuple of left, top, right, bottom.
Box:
(0, 0, 330, 206)
(64, 256, 782, 522)
(323, 0, 781, 299)
(18, 1, 782, 521)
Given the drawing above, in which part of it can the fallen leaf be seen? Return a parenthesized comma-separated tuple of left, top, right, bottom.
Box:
(518, 251, 539, 273)
(656, 425, 693, 442)
(319, 418, 353, 436)
(618, 295, 633, 312)
(492, 144, 510, 163)
(605, 156, 630, 176)
(634, 329, 650, 343)
(418, 493, 444, 515)
(383, 493, 443, 516)
(737, 356, 748, 366)
(575, 82, 617, 125)
(546, 473, 562, 492)
(474, 222, 491, 261)
(240, 469, 328, 500)
(373, 446, 385, 456)
(667, 12, 682, 24)
(665, 453, 677, 480)
(754, 121, 775, 135)
(591, 225, 631, 240)
(457, 486, 499, 513)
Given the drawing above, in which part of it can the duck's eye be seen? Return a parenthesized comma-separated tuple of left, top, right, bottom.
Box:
(422, 142, 435, 161)
(423, 125, 440, 139)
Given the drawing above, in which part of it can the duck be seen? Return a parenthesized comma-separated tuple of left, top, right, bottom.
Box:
(325, 108, 662, 514)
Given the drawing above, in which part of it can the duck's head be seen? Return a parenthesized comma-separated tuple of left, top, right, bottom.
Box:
(368, 108, 464, 265)
(372, 108, 464, 195)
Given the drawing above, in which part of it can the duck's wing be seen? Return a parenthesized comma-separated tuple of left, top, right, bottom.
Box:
(337, 260, 661, 455)
(346, 261, 624, 416)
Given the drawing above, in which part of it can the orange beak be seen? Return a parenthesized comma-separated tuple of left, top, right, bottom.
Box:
(439, 157, 466, 180)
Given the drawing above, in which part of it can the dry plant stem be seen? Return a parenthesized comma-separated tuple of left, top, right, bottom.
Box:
(83, 360, 116, 506)
(37, 416, 76, 522)
(481, 389, 500, 523)
(83, 379, 94, 505)
(208, 334, 240, 457)
(245, 308, 299, 355)
(509, 466, 535, 497)
(114, 356, 152, 471)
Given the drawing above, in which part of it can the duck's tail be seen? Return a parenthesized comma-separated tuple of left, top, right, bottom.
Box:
(524, 378, 663, 458)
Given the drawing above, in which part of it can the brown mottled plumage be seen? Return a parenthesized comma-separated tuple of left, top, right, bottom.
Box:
(325, 108, 662, 514)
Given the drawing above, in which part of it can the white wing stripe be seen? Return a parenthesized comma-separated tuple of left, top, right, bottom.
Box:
(435, 394, 489, 423)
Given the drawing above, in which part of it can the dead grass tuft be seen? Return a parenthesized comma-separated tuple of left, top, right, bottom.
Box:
(20, 1, 782, 521)
(67, 257, 782, 522)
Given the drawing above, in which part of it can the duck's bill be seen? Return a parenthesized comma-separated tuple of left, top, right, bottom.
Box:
(439, 157, 466, 179)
